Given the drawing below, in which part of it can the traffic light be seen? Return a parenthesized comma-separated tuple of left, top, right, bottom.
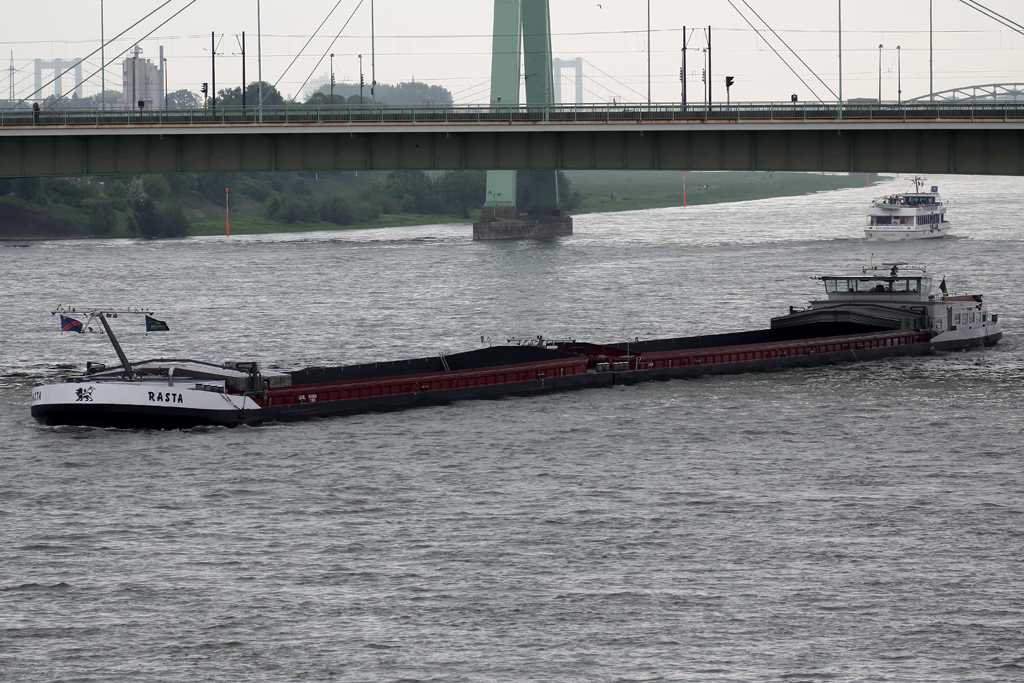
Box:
(725, 76, 734, 89)
(200, 83, 208, 95)
(701, 68, 706, 84)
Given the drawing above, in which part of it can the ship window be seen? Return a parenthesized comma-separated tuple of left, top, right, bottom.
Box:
(874, 215, 892, 226)
(936, 319, 943, 330)
(825, 279, 856, 293)
(856, 279, 889, 292)
(955, 313, 961, 325)
(891, 280, 909, 292)
(907, 279, 920, 292)
(970, 312, 976, 323)
(983, 312, 988, 322)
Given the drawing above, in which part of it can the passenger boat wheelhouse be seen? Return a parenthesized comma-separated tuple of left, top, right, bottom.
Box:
(31, 266, 1001, 429)
(866, 177, 950, 240)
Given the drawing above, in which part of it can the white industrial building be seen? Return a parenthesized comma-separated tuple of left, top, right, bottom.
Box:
(122, 46, 164, 109)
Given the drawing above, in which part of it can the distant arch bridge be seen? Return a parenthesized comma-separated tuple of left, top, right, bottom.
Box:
(910, 83, 1024, 102)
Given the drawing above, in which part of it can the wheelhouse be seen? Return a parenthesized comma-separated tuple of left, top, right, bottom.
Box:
(822, 275, 932, 297)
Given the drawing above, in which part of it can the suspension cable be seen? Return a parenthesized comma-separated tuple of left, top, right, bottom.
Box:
(959, 0, 1024, 36)
(581, 59, 647, 101)
(725, 0, 822, 102)
(739, 0, 837, 99)
(42, 0, 198, 110)
(6, 0, 178, 111)
(268, 0, 351, 103)
(292, 0, 365, 103)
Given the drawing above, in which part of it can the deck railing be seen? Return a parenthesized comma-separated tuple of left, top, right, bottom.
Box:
(3, 101, 1024, 129)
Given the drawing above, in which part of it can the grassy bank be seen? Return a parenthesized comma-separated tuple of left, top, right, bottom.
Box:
(189, 210, 472, 236)
(0, 170, 880, 240)
(567, 171, 878, 215)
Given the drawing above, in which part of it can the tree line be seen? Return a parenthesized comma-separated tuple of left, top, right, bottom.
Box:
(8, 79, 454, 111)
(0, 167, 581, 239)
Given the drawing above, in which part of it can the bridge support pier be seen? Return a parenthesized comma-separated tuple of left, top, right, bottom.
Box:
(477, 0, 571, 239)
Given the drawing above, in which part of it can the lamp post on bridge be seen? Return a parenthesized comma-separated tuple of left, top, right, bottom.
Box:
(897, 45, 901, 103)
(330, 53, 334, 106)
(878, 43, 883, 102)
(837, 0, 842, 119)
(358, 54, 364, 104)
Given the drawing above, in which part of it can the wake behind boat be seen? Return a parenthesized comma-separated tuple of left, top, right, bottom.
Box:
(866, 177, 951, 240)
(32, 265, 1002, 429)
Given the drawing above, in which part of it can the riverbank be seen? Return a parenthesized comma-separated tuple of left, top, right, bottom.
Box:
(0, 204, 91, 240)
(0, 171, 880, 240)
(568, 170, 878, 214)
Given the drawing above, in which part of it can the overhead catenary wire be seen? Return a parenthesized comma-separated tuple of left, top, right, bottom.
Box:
(6, 25, 1024, 48)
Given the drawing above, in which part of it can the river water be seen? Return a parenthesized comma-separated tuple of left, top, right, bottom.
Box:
(2, 175, 1023, 681)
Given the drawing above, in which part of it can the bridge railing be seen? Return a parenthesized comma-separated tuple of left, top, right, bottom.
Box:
(3, 101, 1024, 128)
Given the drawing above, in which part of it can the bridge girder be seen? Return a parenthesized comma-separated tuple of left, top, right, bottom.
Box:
(3, 124, 1023, 178)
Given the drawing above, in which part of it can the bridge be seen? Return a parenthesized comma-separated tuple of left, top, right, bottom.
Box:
(2, 101, 1024, 179)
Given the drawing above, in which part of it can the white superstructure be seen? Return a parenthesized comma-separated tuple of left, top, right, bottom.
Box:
(781, 264, 1001, 351)
(865, 177, 950, 240)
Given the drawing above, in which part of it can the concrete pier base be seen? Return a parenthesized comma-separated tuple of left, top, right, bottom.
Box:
(473, 206, 573, 240)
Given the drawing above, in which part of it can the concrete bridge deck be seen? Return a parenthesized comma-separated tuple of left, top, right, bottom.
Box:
(2, 102, 1023, 177)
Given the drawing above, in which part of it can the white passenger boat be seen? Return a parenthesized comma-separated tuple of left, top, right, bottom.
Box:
(865, 177, 950, 240)
(775, 263, 1001, 351)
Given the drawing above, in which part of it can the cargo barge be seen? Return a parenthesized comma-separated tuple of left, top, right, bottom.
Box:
(32, 265, 1002, 430)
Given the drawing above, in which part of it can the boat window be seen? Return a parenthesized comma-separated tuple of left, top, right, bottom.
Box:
(874, 215, 892, 226)
(970, 312, 976, 323)
(983, 312, 988, 322)
(825, 279, 856, 293)
(936, 319, 943, 331)
(856, 279, 890, 292)
(891, 280, 909, 293)
(955, 313, 961, 325)
(920, 277, 932, 291)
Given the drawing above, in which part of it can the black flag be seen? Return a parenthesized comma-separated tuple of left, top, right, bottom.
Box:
(145, 315, 170, 332)
(939, 277, 948, 296)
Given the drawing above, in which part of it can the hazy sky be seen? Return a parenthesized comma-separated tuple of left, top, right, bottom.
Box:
(3, 0, 1023, 104)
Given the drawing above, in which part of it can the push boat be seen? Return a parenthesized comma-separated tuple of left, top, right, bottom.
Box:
(866, 176, 951, 240)
(32, 265, 1001, 429)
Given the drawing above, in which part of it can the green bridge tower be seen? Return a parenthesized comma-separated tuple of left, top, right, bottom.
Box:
(475, 0, 572, 239)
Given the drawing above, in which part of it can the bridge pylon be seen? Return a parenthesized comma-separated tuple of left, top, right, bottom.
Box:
(476, 0, 572, 240)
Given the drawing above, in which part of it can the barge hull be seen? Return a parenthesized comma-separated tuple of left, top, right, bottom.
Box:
(33, 328, 989, 430)
(250, 337, 937, 425)
(31, 403, 247, 430)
